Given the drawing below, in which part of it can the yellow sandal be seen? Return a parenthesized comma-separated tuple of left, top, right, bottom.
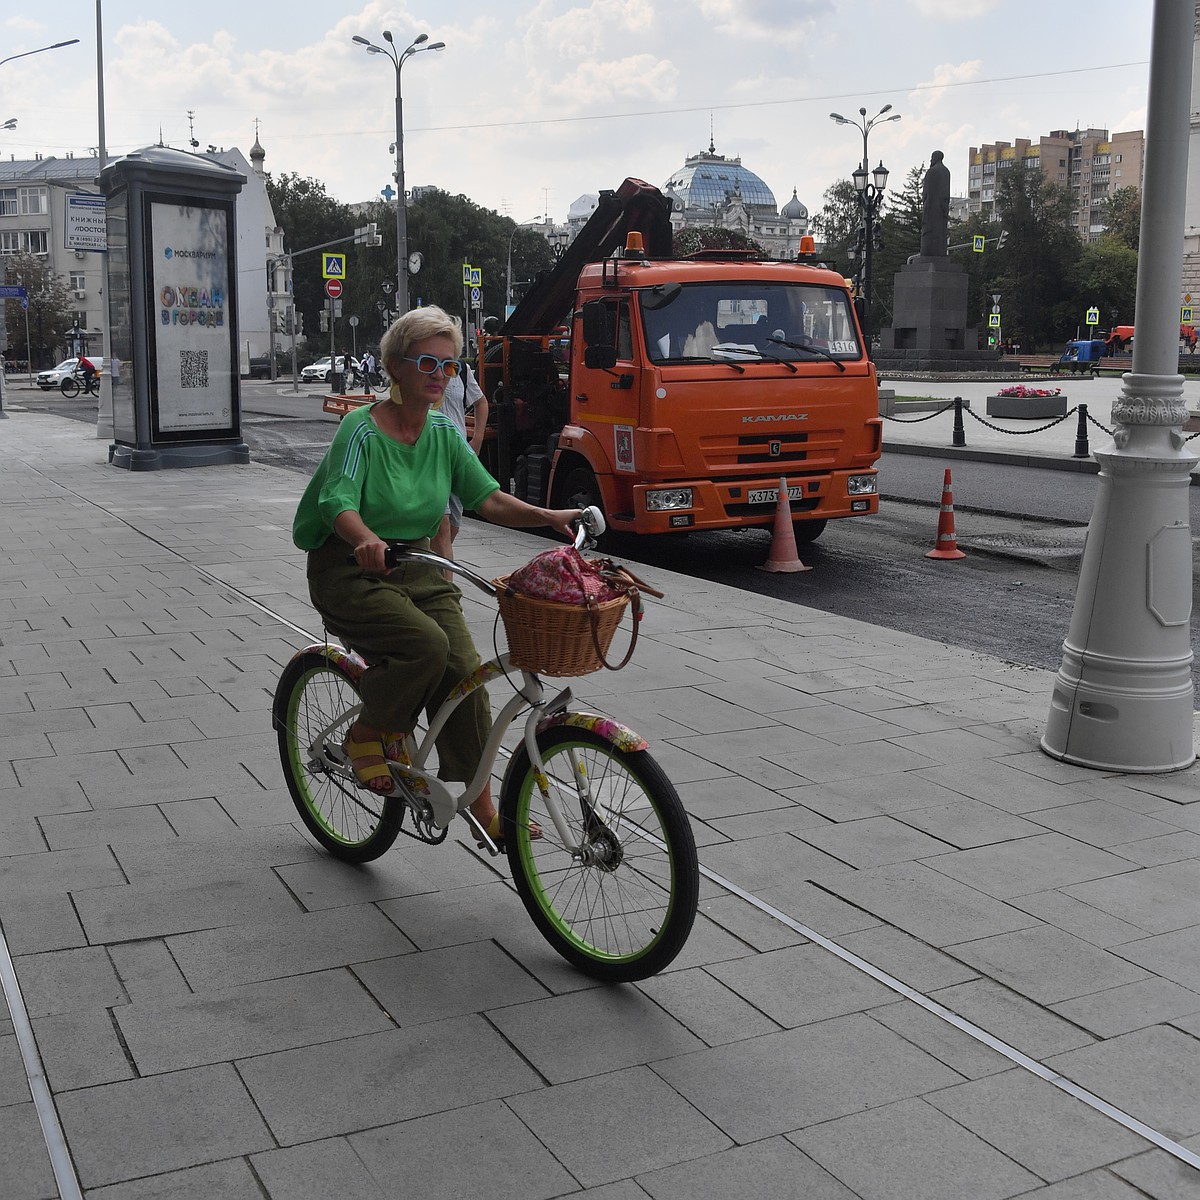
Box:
(474, 813, 543, 851)
(343, 733, 393, 793)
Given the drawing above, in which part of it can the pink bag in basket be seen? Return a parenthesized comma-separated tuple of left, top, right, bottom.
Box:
(504, 546, 625, 605)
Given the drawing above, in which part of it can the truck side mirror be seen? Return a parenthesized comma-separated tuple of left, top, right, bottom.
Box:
(581, 299, 617, 370)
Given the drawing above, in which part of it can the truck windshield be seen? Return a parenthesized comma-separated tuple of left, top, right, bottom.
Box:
(640, 282, 862, 365)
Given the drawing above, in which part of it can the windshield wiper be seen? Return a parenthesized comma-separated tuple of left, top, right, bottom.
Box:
(767, 334, 846, 372)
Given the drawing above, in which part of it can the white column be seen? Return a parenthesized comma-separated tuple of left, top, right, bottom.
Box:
(1042, 0, 1197, 771)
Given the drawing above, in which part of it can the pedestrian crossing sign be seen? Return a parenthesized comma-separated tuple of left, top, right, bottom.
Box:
(322, 254, 346, 280)
(972, 235, 985, 253)
(988, 313, 1001, 327)
(1183, 305, 1194, 324)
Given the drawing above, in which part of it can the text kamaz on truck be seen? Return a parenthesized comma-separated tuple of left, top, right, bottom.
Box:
(478, 177, 881, 542)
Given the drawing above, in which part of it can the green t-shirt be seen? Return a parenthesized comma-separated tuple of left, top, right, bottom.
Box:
(293, 403, 499, 550)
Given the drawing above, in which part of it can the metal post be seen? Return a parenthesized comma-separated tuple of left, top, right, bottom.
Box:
(1073, 404, 1090, 458)
(1042, 0, 1196, 771)
(394, 73, 407, 315)
(952, 397, 965, 447)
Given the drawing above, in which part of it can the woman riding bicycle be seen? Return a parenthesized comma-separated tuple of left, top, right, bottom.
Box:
(292, 305, 580, 844)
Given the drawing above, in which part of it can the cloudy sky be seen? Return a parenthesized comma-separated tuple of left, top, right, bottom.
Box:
(4, 1, 1155, 228)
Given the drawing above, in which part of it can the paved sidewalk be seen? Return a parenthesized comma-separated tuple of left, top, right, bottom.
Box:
(2, 409, 1200, 1199)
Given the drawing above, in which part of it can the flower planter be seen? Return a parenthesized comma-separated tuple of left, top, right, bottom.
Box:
(986, 393, 1068, 419)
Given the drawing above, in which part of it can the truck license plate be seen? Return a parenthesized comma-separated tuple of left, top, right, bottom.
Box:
(748, 485, 804, 504)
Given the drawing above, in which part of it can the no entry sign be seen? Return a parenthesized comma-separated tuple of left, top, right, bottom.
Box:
(325, 279, 343, 299)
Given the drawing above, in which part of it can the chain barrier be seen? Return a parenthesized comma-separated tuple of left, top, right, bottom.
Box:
(881, 396, 1103, 459)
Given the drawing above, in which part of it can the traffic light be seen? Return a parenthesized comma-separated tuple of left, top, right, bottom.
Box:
(997, 229, 1008, 250)
(318, 308, 329, 333)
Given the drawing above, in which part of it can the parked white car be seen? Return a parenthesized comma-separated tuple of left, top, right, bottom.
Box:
(300, 355, 357, 385)
(37, 357, 104, 389)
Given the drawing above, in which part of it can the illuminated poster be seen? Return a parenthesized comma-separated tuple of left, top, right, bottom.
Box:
(148, 198, 235, 436)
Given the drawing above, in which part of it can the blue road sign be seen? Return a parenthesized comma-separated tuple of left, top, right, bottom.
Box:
(0, 284, 28, 299)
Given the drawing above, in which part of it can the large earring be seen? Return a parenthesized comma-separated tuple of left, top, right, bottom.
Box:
(388, 377, 401, 402)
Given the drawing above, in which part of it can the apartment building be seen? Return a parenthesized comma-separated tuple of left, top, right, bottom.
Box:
(967, 127, 1145, 241)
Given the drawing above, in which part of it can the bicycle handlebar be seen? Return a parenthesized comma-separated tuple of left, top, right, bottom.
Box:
(376, 505, 607, 597)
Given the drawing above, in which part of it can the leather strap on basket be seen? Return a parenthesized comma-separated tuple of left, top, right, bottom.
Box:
(587, 587, 642, 671)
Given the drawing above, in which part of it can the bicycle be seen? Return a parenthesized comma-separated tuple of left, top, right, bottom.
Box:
(60, 369, 99, 398)
(272, 508, 699, 982)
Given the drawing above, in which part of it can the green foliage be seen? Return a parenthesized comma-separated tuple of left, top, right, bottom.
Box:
(871, 165, 924, 330)
(1072, 238, 1138, 329)
(810, 178, 860, 275)
(1099, 187, 1140, 251)
(992, 163, 1080, 350)
(2, 253, 74, 369)
(672, 226, 764, 256)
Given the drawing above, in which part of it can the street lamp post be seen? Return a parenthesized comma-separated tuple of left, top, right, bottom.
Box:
(830, 105, 900, 340)
(506, 218, 541, 316)
(0, 38, 79, 71)
(353, 30, 444, 318)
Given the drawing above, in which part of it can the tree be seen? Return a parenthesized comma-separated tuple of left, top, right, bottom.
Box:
(672, 226, 763, 256)
(2, 253, 74, 370)
(265, 172, 354, 352)
(1098, 187, 1141, 251)
(810, 178, 860, 280)
(1071, 238, 1138, 331)
(992, 163, 1080, 350)
(871, 165, 924, 330)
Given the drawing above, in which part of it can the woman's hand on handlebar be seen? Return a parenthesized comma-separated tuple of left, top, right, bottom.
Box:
(333, 510, 391, 574)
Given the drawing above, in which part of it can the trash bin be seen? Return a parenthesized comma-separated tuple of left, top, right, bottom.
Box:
(330, 370, 345, 394)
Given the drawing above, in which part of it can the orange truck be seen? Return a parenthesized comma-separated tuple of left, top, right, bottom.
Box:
(478, 177, 881, 542)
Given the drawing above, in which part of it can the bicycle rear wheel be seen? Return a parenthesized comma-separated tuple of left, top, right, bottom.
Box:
(273, 648, 404, 862)
(499, 726, 698, 982)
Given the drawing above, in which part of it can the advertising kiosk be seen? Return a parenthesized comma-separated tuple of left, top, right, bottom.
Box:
(100, 145, 250, 469)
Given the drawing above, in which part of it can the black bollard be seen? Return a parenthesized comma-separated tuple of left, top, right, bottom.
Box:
(1073, 403, 1090, 458)
(952, 396, 965, 447)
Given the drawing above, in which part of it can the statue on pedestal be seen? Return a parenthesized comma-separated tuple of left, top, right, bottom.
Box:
(920, 150, 951, 257)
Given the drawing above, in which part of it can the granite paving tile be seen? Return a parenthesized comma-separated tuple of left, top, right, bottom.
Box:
(706, 942, 897, 1027)
(1110, 1137, 1200, 1200)
(789, 1097, 1040, 1200)
(349, 1100, 577, 1200)
(238, 1014, 543, 1145)
(1045, 1025, 1200, 1140)
(867, 1001, 1012, 1080)
(32, 1009, 135, 1091)
(782, 771, 967, 821)
(37, 804, 178, 850)
(168, 904, 417, 991)
(507, 1064, 732, 1187)
(944, 925, 1148, 1005)
(55, 1063, 275, 1190)
(251, 1138, 390, 1200)
(1052, 977, 1200, 1038)
(1063, 861, 1200, 934)
(817, 861, 1041, 946)
(914, 760, 1082, 813)
(353, 939, 549, 1025)
(85, 1158, 267, 1200)
(892, 797, 1045, 849)
(1108, 830, 1200, 867)
(923, 832, 1136, 899)
(675, 774, 810, 822)
(108, 940, 191, 1001)
(766, 738, 938, 783)
(926, 979, 1096, 1059)
(1009, 1169, 1179, 1199)
(13, 945, 126, 1017)
(113, 968, 395, 1074)
(635, 1135, 856, 1200)
(0, 1033, 29, 1107)
(1009, 889, 1152, 948)
(797, 813, 955, 867)
(926, 1067, 1150, 1181)
(652, 1012, 962, 1143)
(694, 893, 808, 952)
(635, 966, 783, 1046)
(1028, 799, 1183, 848)
(836, 924, 980, 991)
(0, 1102, 57, 1200)
(488, 983, 706, 1083)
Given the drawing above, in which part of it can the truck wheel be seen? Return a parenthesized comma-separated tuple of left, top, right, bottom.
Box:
(557, 465, 601, 516)
(793, 519, 827, 545)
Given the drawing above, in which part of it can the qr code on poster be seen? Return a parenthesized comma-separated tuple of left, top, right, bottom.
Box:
(180, 350, 208, 389)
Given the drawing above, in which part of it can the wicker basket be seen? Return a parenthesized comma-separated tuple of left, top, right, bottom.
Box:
(494, 577, 630, 676)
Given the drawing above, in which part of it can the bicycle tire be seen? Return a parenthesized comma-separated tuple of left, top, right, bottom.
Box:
(273, 648, 404, 862)
(60, 377, 80, 398)
(499, 726, 698, 982)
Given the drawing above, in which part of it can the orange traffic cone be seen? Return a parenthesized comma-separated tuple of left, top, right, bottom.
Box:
(926, 467, 966, 560)
(759, 476, 813, 573)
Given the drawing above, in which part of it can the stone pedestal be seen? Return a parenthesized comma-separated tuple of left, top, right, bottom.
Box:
(875, 256, 1001, 373)
(986, 393, 1068, 419)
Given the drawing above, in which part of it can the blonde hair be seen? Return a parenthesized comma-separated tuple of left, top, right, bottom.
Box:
(380, 305, 463, 378)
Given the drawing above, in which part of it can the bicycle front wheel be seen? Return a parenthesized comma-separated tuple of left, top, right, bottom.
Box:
(60, 377, 81, 397)
(499, 726, 698, 982)
(273, 649, 404, 862)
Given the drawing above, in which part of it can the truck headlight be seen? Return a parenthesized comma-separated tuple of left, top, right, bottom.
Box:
(645, 487, 693, 512)
(847, 475, 877, 495)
